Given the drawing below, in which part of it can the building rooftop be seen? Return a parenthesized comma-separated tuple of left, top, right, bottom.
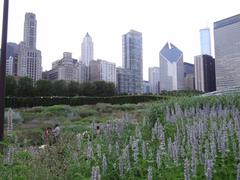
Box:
(214, 14, 240, 29)
(160, 42, 183, 63)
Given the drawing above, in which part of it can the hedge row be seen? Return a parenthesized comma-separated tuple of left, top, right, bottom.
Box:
(5, 95, 168, 108)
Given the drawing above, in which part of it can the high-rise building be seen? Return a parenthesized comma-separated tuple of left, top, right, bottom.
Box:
(24, 13, 37, 48)
(149, 67, 161, 94)
(214, 14, 240, 90)
(89, 59, 116, 84)
(45, 52, 87, 83)
(48, 52, 78, 81)
(117, 68, 135, 94)
(194, 55, 216, 92)
(17, 13, 42, 81)
(120, 30, 143, 94)
(77, 61, 88, 83)
(143, 81, 150, 94)
(5, 43, 18, 76)
(81, 33, 93, 67)
(183, 62, 195, 90)
(159, 42, 184, 91)
(7, 42, 18, 59)
(200, 28, 212, 55)
(6, 56, 14, 76)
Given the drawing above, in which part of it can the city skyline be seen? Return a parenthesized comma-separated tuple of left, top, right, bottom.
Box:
(0, 0, 239, 80)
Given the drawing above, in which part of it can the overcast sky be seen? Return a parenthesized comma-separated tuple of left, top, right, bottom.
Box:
(0, 0, 239, 80)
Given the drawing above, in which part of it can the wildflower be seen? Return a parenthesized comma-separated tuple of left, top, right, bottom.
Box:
(87, 141, 93, 159)
(4, 146, 14, 165)
(156, 149, 161, 169)
(142, 140, 147, 160)
(102, 154, 107, 175)
(184, 158, 190, 180)
(91, 166, 100, 180)
(97, 144, 101, 158)
(7, 108, 13, 136)
(148, 166, 153, 180)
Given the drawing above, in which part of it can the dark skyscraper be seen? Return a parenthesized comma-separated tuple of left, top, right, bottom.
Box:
(194, 55, 216, 92)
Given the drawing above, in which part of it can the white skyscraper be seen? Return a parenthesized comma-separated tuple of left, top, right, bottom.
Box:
(159, 42, 184, 91)
(17, 13, 42, 81)
(81, 33, 93, 67)
(200, 28, 212, 55)
(149, 67, 161, 94)
(6, 56, 14, 76)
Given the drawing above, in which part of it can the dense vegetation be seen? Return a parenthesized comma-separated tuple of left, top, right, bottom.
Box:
(5, 95, 167, 108)
(2, 94, 240, 179)
(6, 76, 116, 97)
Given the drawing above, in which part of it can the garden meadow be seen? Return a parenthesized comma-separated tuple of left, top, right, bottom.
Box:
(1, 94, 240, 179)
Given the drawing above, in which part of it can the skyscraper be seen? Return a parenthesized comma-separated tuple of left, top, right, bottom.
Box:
(200, 28, 212, 55)
(183, 62, 195, 90)
(194, 55, 216, 92)
(120, 30, 143, 94)
(49, 52, 78, 81)
(17, 13, 42, 81)
(81, 33, 93, 67)
(89, 59, 116, 84)
(214, 14, 240, 90)
(149, 67, 161, 94)
(24, 13, 37, 48)
(159, 42, 184, 91)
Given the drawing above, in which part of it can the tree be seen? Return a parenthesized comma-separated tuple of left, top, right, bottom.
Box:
(35, 80, 53, 96)
(105, 82, 116, 96)
(79, 82, 96, 96)
(52, 80, 68, 96)
(6, 76, 17, 96)
(93, 81, 107, 96)
(68, 81, 79, 97)
(16, 77, 34, 97)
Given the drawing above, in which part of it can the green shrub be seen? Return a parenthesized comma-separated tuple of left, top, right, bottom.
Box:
(6, 95, 167, 108)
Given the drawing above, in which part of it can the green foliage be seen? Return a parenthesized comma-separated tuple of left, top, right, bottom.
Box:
(68, 81, 79, 97)
(35, 80, 53, 96)
(6, 95, 167, 108)
(6, 75, 17, 96)
(52, 80, 68, 96)
(79, 82, 97, 96)
(16, 77, 34, 97)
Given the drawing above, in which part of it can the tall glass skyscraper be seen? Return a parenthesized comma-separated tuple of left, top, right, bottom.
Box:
(214, 14, 240, 90)
(121, 30, 143, 94)
(200, 28, 211, 55)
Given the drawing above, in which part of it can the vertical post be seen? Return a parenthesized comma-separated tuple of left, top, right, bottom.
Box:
(0, 0, 9, 141)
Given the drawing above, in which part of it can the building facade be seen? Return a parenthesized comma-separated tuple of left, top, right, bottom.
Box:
(117, 68, 135, 94)
(48, 52, 78, 81)
(143, 81, 150, 94)
(17, 13, 42, 81)
(81, 33, 93, 67)
(214, 14, 240, 90)
(89, 59, 116, 84)
(149, 67, 161, 94)
(159, 42, 184, 91)
(200, 28, 212, 55)
(121, 30, 143, 94)
(77, 61, 88, 83)
(6, 56, 14, 76)
(183, 62, 195, 90)
(194, 55, 216, 92)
